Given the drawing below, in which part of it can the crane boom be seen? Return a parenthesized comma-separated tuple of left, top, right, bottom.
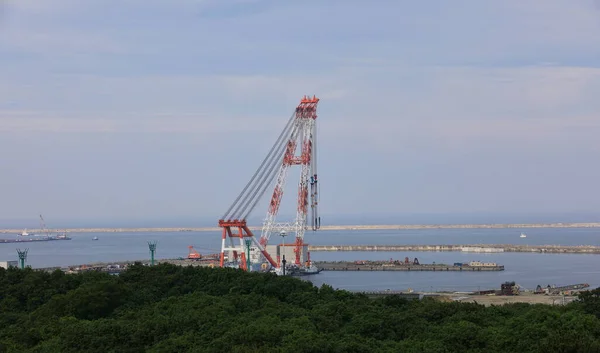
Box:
(39, 214, 50, 237)
(218, 95, 321, 271)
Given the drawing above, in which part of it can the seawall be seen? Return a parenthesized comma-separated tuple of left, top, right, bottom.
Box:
(308, 244, 600, 254)
(2, 222, 600, 234)
(314, 261, 504, 272)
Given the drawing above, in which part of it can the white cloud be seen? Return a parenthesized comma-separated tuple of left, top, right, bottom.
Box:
(2, 0, 600, 220)
(3, 0, 79, 14)
(1, 29, 125, 55)
(4, 0, 600, 69)
(1, 1, 599, 154)
(0, 65, 598, 158)
(417, 66, 600, 118)
(0, 111, 283, 134)
(0, 115, 118, 133)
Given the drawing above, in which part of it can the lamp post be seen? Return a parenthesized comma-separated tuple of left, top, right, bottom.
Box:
(280, 231, 287, 275)
(148, 241, 158, 266)
(16, 248, 28, 269)
(245, 239, 251, 271)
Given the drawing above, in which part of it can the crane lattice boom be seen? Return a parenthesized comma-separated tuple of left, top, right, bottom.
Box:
(218, 95, 321, 271)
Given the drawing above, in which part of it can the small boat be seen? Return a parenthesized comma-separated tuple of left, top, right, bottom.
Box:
(92, 236, 99, 241)
(20, 229, 29, 236)
(272, 264, 322, 276)
(520, 233, 527, 238)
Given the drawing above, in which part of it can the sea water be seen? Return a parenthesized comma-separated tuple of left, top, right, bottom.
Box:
(1, 227, 599, 292)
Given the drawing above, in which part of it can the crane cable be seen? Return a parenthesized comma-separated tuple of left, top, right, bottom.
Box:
(241, 119, 300, 220)
(222, 112, 295, 220)
(227, 116, 295, 219)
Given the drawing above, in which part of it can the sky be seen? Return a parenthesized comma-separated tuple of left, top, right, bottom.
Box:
(1, 0, 600, 228)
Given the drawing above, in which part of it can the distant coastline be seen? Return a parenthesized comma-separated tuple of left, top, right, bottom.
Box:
(1, 222, 600, 234)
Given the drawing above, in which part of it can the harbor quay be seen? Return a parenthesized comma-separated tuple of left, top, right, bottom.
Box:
(313, 261, 504, 271)
(31, 258, 504, 274)
(308, 244, 600, 254)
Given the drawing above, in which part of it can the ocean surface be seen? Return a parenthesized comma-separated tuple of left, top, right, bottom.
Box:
(1, 227, 599, 292)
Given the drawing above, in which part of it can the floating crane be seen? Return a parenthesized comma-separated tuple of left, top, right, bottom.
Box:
(218, 95, 321, 271)
(39, 214, 51, 237)
(188, 246, 202, 260)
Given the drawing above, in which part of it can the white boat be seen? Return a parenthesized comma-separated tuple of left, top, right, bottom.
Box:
(271, 264, 322, 276)
(520, 233, 527, 238)
(20, 229, 29, 236)
(92, 236, 99, 241)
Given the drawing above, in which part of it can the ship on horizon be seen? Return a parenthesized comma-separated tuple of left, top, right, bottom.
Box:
(3, 215, 72, 244)
(0, 235, 71, 244)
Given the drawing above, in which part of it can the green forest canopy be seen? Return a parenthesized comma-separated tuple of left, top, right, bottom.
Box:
(2, 264, 600, 353)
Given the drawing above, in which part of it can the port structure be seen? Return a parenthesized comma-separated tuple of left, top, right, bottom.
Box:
(16, 248, 28, 269)
(218, 95, 321, 271)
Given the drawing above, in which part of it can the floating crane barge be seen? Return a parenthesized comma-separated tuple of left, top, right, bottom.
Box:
(0, 215, 71, 244)
(0, 236, 71, 244)
(217, 96, 321, 274)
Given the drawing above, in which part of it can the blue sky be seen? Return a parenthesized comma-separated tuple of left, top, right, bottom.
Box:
(1, 0, 600, 227)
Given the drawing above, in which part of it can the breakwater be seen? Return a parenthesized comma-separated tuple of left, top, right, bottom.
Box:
(0, 236, 71, 243)
(314, 261, 504, 271)
(309, 244, 600, 254)
(2, 222, 600, 234)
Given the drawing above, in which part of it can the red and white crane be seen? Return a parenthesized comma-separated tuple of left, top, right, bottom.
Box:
(218, 95, 321, 271)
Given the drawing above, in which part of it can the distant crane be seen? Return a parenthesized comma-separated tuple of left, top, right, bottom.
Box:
(39, 214, 51, 237)
(218, 95, 321, 271)
(188, 246, 202, 260)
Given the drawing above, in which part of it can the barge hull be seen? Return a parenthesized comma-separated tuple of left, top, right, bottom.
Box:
(0, 237, 71, 243)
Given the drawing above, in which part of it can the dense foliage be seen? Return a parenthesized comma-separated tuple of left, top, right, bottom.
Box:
(1, 264, 600, 352)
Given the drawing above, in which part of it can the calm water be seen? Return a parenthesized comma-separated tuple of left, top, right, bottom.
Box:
(1, 227, 599, 292)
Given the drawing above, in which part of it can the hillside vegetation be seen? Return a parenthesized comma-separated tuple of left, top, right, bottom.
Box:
(1, 264, 600, 352)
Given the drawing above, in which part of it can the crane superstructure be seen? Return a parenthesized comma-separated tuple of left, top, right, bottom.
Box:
(39, 214, 50, 237)
(218, 95, 321, 271)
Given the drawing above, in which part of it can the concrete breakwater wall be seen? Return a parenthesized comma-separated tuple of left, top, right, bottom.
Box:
(314, 261, 504, 272)
(2, 222, 600, 234)
(308, 244, 600, 254)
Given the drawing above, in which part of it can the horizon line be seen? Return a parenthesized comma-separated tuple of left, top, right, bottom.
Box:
(2, 222, 600, 234)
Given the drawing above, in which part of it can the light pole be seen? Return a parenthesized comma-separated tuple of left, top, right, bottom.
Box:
(280, 231, 287, 275)
(245, 239, 251, 271)
(16, 248, 28, 269)
(148, 241, 157, 266)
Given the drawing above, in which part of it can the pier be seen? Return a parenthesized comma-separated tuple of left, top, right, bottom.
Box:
(308, 244, 600, 254)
